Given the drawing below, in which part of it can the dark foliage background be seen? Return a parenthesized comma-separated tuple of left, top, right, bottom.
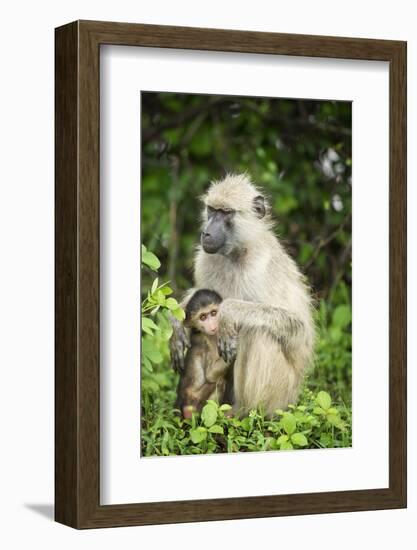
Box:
(141, 92, 351, 299)
(140, 92, 352, 455)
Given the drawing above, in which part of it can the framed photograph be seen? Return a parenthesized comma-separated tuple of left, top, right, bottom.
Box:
(55, 20, 406, 528)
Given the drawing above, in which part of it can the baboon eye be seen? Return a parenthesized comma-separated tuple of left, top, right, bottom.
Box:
(210, 310, 217, 317)
(200, 314, 207, 322)
(207, 206, 215, 217)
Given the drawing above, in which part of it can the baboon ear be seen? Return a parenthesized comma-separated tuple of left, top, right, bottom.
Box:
(252, 195, 266, 218)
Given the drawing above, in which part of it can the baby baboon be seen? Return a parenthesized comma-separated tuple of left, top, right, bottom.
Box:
(175, 289, 230, 418)
(171, 173, 315, 417)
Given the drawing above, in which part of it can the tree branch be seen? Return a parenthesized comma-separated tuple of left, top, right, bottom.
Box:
(304, 213, 351, 270)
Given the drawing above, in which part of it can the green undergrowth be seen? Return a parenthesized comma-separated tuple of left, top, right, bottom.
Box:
(141, 388, 351, 457)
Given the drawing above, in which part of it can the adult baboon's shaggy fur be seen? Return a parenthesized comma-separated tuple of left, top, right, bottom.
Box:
(173, 173, 315, 416)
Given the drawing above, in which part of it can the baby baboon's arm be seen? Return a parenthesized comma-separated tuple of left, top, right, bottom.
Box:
(169, 288, 197, 372)
(169, 316, 191, 372)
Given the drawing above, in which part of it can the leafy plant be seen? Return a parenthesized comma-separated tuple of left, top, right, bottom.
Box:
(141, 245, 184, 375)
(311, 280, 352, 403)
(141, 391, 351, 457)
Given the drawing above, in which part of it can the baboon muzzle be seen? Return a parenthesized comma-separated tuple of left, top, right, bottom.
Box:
(201, 221, 226, 254)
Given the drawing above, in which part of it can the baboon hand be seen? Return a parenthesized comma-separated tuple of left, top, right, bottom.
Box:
(217, 302, 238, 364)
(169, 315, 191, 372)
(218, 333, 238, 365)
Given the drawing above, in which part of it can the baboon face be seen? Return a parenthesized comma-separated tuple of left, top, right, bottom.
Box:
(201, 206, 235, 254)
(195, 304, 220, 335)
(185, 289, 223, 334)
(201, 174, 267, 255)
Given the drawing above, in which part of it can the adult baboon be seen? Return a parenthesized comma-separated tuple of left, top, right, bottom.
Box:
(171, 173, 315, 416)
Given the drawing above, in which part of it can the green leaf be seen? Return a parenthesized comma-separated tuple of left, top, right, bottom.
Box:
(148, 350, 163, 364)
(327, 413, 344, 428)
(141, 355, 153, 373)
(256, 146, 266, 158)
(201, 403, 218, 428)
(172, 307, 185, 321)
(277, 434, 289, 445)
(329, 326, 342, 342)
(160, 286, 173, 295)
(141, 339, 153, 353)
(281, 413, 297, 435)
(142, 338, 163, 364)
(163, 127, 182, 145)
(156, 290, 166, 305)
(240, 417, 252, 432)
(165, 297, 179, 310)
(151, 277, 159, 294)
(275, 195, 298, 215)
(142, 316, 159, 333)
(313, 406, 325, 415)
(190, 427, 207, 444)
(142, 379, 159, 393)
(208, 425, 224, 434)
(332, 304, 351, 329)
(291, 433, 308, 447)
(319, 433, 333, 447)
(142, 248, 161, 271)
(316, 391, 332, 411)
(159, 324, 173, 341)
(280, 441, 294, 450)
(219, 404, 232, 412)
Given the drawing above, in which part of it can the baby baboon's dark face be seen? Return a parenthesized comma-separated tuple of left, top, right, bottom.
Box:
(201, 206, 235, 254)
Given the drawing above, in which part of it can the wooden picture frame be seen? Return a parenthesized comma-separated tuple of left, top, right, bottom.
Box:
(55, 20, 407, 529)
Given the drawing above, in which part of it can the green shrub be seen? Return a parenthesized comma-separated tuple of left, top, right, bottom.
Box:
(141, 388, 351, 456)
(141, 244, 184, 375)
